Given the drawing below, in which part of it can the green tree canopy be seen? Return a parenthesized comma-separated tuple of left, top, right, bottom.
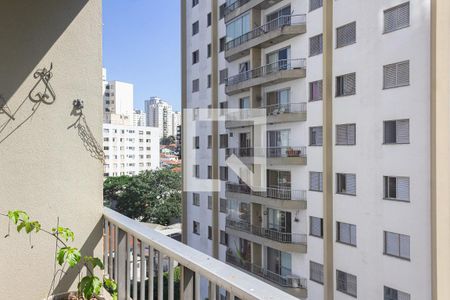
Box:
(103, 169, 181, 225)
(160, 135, 176, 145)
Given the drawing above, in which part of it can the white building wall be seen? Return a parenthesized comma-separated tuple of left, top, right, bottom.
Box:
(103, 124, 160, 177)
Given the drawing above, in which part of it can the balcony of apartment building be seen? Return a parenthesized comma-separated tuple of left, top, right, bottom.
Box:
(225, 216, 307, 253)
(225, 181, 307, 210)
(224, 0, 285, 23)
(225, 102, 307, 129)
(0, 2, 300, 299)
(225, 246, 307, 298)
(225, 14, 307, 62)
(225, 59, 306, 95)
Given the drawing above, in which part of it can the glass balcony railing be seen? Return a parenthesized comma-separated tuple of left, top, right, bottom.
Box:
(225, 146, 307, 159)
(225, 252, 307, 289)
(225, 217, 307, 245)
(225, 182, 307, 201)
(226, 15, 307, 51)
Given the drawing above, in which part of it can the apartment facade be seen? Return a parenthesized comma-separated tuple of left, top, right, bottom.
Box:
(103, 80, 134, 125)
(103, 124, 160, 176)
(133, 109, 147, 126)
(145, 96, 180, 138)
(182, 0, 450, 299)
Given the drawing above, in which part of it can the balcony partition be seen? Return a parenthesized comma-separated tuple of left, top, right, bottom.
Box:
(103, 208, 297, 300)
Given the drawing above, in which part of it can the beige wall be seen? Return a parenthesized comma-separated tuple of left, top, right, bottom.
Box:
(0, 1, 103, 299)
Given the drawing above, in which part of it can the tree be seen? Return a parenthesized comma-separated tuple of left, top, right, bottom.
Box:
(103, 169, 182, 225)
(160, 135, 176, 145)
(103, 175, 132, 208)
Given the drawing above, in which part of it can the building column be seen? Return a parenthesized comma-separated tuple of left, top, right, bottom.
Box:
(431, 1, 450, 299)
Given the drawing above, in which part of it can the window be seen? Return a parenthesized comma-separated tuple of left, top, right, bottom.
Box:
(220, 230, 228, 245)
(208, 196, 212, 210)
(207, 43, 211, 58)
(207, 74, 211, 88)
(309, 80, 323, 101)
(192, 79, 199, 92)
(219, 69, 228, 84)
(310, 261, 324, 284)
(336, 22, 356, 48)
(309, 34, 323, 56)
(192, 0, 199, 7)
(220, 166, 228, 181)
(193, 193, 200, 206)
(207, 12, 211, 27)
(384, 61, 410, 89)
(384, 176, 410, 201)
(384, 120, 409, 144)
(336, 124, 356, 145)
(310, 216, 323, 238)
(219, 37, 226, 52)
(219, 101, 228, 115)
(220, 134, 228, 148)
(193, 165, 200, 178)
(337, 222, 357, 246)
(192, 50, 199, 64)
(384, 2, 410, 33)
(384, 286, 411, 300)
(219, 3, 226, 20)
(208, 226, 212, 240)
(384, 231, 410, 260)
(309, 0, 323, 12)
(193, 221, 200, 235)
(207, 135, 212, 149)
(336, 73, 356, 97)
(310, 172, 323, 192)
(194, 136, 200, 149)
(309, 126, 323, 146)
(220, 198, 227, 213)
(226, 13, 250, 43)
(207, 165, 212, 179)
(336, 270, 357, 298)
(192, 21, 199, 35)
(336, 173, 356, 195)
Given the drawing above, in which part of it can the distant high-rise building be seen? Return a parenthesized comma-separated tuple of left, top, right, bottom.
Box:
(171, 111, 182, 137)
(103, 80, 134, 125)
(133, 109, 146, 127)
(145, 97, 180, 138)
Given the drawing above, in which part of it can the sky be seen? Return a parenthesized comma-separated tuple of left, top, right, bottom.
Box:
(103, 1, 181, 111)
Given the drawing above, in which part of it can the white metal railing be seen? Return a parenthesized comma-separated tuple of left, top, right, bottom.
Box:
(225, 146, 307, 159)
(225, 102, 307, 122)
(224, 0, 251, 16)
(226, 15, 306, 51)
(225, 59, 306, 87)
(103, 208, 298, 300)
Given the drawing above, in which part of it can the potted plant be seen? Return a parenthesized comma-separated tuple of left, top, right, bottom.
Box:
(3, 210, 118, 300)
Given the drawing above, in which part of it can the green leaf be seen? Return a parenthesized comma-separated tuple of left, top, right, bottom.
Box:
(103, 277, 118, 300)
(7, 210, 29, 225)
(84, 256, 104, 270)
(78, 276, 102, 300)
(52, 226, 75, 242)
(57, 247, 81, 267)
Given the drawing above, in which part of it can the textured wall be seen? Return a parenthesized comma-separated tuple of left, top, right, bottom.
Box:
(0, 1, 103, 298)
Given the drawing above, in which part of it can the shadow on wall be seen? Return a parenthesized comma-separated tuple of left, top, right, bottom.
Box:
(0, 0, 88, 105)
(68, 99, 105, 162)
(0, 63, 56, 144)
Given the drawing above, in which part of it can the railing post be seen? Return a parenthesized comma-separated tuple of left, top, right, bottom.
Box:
(180, 266, 195, 300)
(117, 227, 128, 300)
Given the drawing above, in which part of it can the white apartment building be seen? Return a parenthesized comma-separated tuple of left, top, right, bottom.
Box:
(144, 97, 169, 138)
(172, 111, 182, 137)
(182, 1, 442, 299)
(103, 80, 134, 125)
(103, 124, 160, 177)
(133, 109, 147, 126)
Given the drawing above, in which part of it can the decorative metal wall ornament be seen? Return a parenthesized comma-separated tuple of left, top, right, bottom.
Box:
(0, 95, 15, 120)
(68, 99, 105, 163)
(29, 63, 56, 108)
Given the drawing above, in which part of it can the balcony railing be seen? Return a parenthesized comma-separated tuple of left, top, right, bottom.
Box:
(225, 59, 306, 87)
(226, 146, 307, 159)
(224, 0, 251, 16)
(225, 182, 306, 201)
(226, 15, 307, 51)
(226, 253, 307, 289)
(263, 102, 307, 116)
(226, 217, 307, 245)
(103, 208, 297, 300)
